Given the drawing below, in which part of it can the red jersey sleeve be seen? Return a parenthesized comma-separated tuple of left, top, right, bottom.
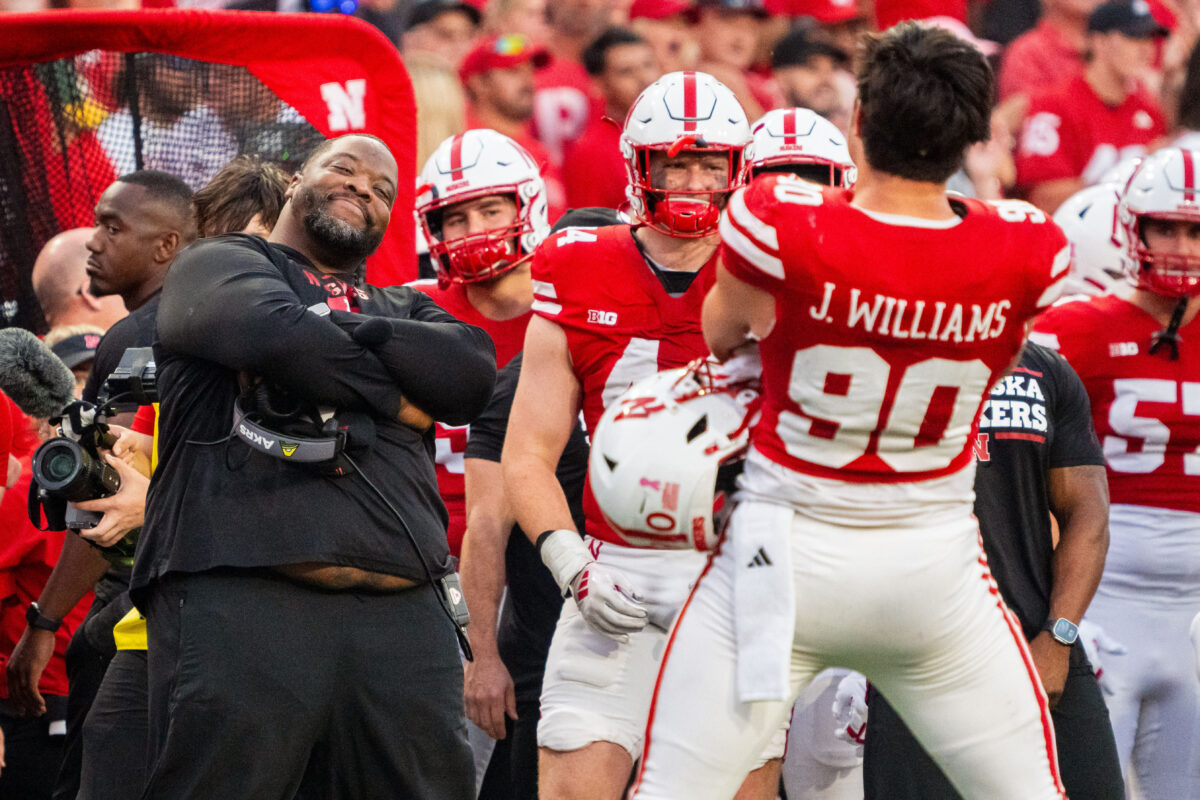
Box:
(718, 176, 792, 292)
(1029, 295, 1095, 359)
(1006, 200, 1072, 314)
(131, 404, 157, 437)
(531, 227, 604, 331)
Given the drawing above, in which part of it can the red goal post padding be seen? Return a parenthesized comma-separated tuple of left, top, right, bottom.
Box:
(0, 9, 417, 290)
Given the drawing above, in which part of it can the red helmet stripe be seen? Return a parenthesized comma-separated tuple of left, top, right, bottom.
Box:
(449, 134, 466, 181)
(1186, 149, 1198, 204)
(783, 109, 798, 147)
(682, 71, 697, 133)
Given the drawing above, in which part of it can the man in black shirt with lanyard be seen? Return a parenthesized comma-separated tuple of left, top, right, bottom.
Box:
(6, 171, 195, 800)
(862, 341, 1125, 799)
(135, 134, 496, 799)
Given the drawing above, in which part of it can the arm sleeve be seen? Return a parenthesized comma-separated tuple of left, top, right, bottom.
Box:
(464, 353, 522, 463)
(1033, 224, 1071, 312)
(1045, 348, 1106, 469)
(156, 240, 401, 420)
(718, 180, 789, 293)
(327, 293, 497, 426)
(131, 405, 156, 436)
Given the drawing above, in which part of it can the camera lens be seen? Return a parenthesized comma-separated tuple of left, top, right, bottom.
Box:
(33, 438, 119, 501)
(45, 450, 78, 482)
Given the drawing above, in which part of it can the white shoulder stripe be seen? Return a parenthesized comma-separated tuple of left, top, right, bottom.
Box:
(727, 189, 778, 251)
(532, 279, 557, 299)
(720, 212, 785, 280)
(1035, 275, 1069, 309)
(1051, 245, 1070, 278)
(532, 298, 562, 316)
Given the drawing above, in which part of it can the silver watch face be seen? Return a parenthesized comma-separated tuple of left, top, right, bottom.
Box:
(1052, 618, 1079, 645)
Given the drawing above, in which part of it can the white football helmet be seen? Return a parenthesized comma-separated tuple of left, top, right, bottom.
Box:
(1098, 155, 1144, 191)
(1052, 183, 1129, 297)
(1118, 147, 1200, 298)
(621, 71, 751, 237)
(588, 355, 762, 551)
(745, 108, 856, 187)
(416, 129, 549, 287)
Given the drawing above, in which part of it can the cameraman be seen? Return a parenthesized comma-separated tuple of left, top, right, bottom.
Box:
(72, 154, 290, 800)
(5, 171, 195, 800)
(136, 134, 495, 798)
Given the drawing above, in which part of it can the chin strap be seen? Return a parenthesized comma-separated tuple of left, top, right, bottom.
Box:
(1149, 296, 1189, 361)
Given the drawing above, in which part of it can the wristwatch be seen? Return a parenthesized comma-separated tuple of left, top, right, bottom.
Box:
(25, 602, 61, 633)
(1043, 617, 1079, 646)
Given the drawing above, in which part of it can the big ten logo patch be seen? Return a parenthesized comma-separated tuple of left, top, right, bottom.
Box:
(977, 367, 1048, 452)
(434, 423, 469, 475)
(320, 79, 367, 132)
(588, 309, 618, 326)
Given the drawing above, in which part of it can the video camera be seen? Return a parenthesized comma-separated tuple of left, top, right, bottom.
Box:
(28, 347, 157, 566)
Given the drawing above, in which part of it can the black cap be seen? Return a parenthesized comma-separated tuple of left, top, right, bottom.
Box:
(771, 30, 849, 70)
(1087, 0, 1168, 38)
(406, 0, 482, 30)
(49, 332, 101, 370)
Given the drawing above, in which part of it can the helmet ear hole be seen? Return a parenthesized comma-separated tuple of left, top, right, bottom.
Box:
(603, 455, 618, 471)
(686, 415, 708, 442)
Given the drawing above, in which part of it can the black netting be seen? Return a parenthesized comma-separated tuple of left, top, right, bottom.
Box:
(0, 51, 325, 333)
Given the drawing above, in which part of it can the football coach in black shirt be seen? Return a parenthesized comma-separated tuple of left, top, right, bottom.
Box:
(133, 134, 496, 799)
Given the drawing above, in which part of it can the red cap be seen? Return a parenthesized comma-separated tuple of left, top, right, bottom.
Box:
(766, 0, 863, 23)
(459, 34, 551, 83)
(630, 0, 693, 20)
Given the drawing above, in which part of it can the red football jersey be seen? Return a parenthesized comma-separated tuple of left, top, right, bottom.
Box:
(1032, 295, 1200, 514)
(721, 175, 1068, 485)
(408, 279, 531, 557)
(1016, 73, 1164, 190)
(531, 225, 716, 543)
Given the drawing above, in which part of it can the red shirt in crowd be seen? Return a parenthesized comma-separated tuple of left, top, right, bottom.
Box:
(561, 113, 627, 211)
(465, 111, 567, 224)
(998, 20, 1084, 101)
(533, 55, 604, 168)
(0, 394, 92, 702)
(875, 0, 967, 30)
(1015, 73, 1164, 191)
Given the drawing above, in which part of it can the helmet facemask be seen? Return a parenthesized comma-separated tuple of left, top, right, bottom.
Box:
(421, 186, 537, 288)
(630, 139, 744, 238)
(1132, 214, 1200, 299)
(416, 129, 549, 289)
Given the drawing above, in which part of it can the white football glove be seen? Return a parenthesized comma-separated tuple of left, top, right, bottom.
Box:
(539, 529, 647, 642)
(831, 671, 869, 756)
(1078, 618, 1126, 694)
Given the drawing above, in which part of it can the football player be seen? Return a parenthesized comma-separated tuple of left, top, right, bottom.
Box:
(502, 71, 785, 799)
(741, 107, 869, 800)
(633, 24, 1070, 799)
(1032, 146, 1200, 800)
(744, 107, 855, 188)
(409, 128, 548, 560)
